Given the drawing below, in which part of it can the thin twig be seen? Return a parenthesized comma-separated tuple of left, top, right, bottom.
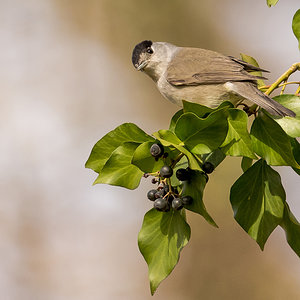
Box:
(265, 62, 300, 96)
(280, 79, 287, 95)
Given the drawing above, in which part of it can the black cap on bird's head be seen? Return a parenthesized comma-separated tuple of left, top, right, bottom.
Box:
(132, 40, 153, 70)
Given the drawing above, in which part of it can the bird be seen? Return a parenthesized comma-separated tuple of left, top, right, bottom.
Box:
(132, 40, 295, 117)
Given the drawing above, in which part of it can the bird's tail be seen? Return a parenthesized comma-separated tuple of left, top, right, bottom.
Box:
(229, 82, 296, 117)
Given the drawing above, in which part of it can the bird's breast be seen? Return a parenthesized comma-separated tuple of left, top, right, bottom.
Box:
(157, 77, 242, 108)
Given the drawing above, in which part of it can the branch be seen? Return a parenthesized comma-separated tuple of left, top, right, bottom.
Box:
(264, 62, 300, 96)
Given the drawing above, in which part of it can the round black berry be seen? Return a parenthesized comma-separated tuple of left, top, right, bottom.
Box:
(181, 195, 193, 205)
(160, 165, 173, 178)
(147, 189, 157, 201)
(155, 189, 165, 199)
(150, 143, 164, 158)
(163, 185, 170, 194)
(203, 173, 209, 182)
(172, 198, 183, 210)
(176, 168, 191, 181)
(202, 162, 215, 174)
(154, 198, 170, 211)
(172, 187, 179, 195)
(167, 193, 174, 203)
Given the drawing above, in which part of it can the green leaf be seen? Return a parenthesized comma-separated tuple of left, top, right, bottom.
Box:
(182, 100, 213, 117)
(93, 142, 143, 189)
(230, 159, 285, 249)
(250, 112, 300, 168)
(85, 123, 153, 173)
(266, 0, 279, 7)
(241, 157, 253, 172)
(280, 202, 300, 257)
(131, 141, 164, 173)
(240, 53, 265, 87)
(154, 130, 182, 145)
(221, 109, 256, 159)
(202, 148, 226, 169)
(290, 138, 300, 175)
(272, 95, 300, 138)
(138, 209, 190, 295)
(273, 94, 300, 115)
(182, 100, 233, 118)
(153, 130, 202, 170)
(182, 170, 218, 227)
(175, 109, 228, 155)
(170, 155, 188, 187)
(169, 109, 183, 132)
(292, 9, 300, 49)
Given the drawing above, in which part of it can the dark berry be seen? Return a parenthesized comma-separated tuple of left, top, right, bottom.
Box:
(163, 185, 170, 194)
(202, 162, 215, 174)
(172, 187, 179, 195)
(181, 195, 193, 205)
(155, 189, 165, 199)
(167, 194, 174, 203)
(160, 165, 173, 178)
(176, 168, 191, 181)
(203, 173, 209, 182)
(172, 198, 183, 210)
(150, 143, 164, 158)
(154, 198, 170, 211)
(147, 189, 157, 201)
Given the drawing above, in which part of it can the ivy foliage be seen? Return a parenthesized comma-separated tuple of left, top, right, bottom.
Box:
(86, 92, 300, 294)
(266, 0, 279, 7)
(85, 6, 300, 293)
(293, 9, 300, 49)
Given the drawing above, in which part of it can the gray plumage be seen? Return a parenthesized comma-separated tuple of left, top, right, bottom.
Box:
(132, 41, 295, 117)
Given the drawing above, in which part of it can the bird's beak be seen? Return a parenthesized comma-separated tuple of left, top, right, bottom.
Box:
(137, 60, 148, 71)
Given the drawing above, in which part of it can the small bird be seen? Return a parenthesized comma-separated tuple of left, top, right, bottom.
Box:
(132, 40, 295, 117)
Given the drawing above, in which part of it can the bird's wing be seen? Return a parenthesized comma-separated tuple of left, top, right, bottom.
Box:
(167, 48, 267, 86)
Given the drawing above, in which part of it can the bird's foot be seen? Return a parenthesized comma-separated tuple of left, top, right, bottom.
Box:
(237, 103, 257, 116)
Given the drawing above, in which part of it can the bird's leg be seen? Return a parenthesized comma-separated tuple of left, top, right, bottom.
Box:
(237, 102, 258, 116)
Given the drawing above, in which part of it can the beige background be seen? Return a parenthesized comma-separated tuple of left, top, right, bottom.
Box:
(0, 1, 300, 299)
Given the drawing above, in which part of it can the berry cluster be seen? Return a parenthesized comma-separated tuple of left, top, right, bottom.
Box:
(147, 183, 193, 212)
(147, 143, 195, 212)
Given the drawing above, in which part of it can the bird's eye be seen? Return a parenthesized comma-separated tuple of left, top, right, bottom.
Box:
(146, 48, 153, 54)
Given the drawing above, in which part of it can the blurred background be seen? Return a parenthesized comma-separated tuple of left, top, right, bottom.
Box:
(0, 0, 299, 299)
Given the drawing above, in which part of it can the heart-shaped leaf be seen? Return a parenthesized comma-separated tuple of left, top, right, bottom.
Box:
(266, 0, 279, 7)
(230, 159, 285, 249)
(131, 141, 164, 173)
(94, 142, 143, 189)
(169, 109, 183, 132)
(86, 123, 153, 173)
(280, 202, 300, 257)
(138, 209, 190, 295)
(221, 109, 256, 159)
(153, 130, 202, 170)
(292, 9, 300, 49)
(182, 170, 217, 227)
(182, 100, 233, 118)
(250, 112, 300, 168)
(272, 95, 300, 138)
(175, 109, 228, 155)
